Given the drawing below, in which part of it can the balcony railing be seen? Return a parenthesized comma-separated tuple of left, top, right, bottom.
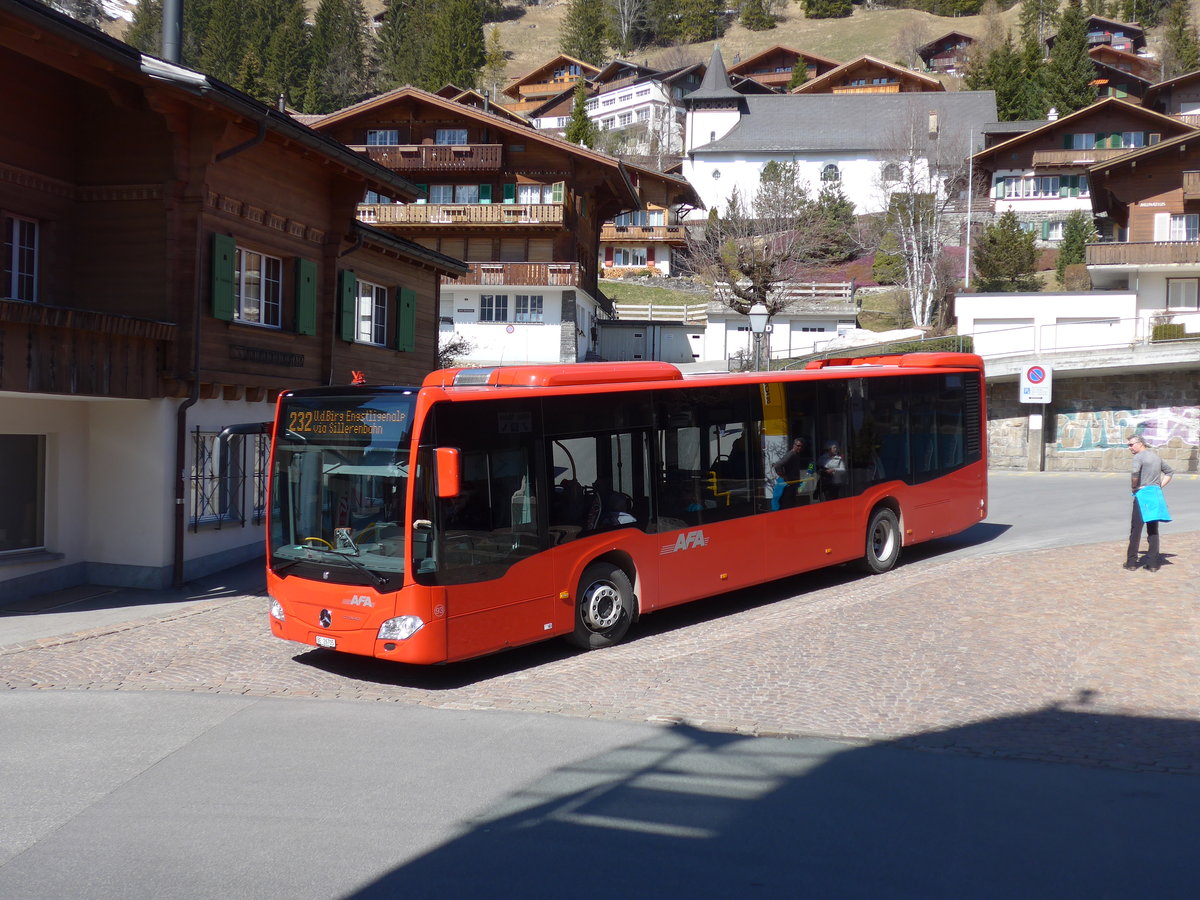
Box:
(1086, 241, 1200, 266)
(359, 203, 564, 227)
(517, 77, 583, 99)
(832, 83, 901, 94)
(600, 223, 686, 242)
(1031, 147, 1141, 167)
(443, 261, 581, 287)
(350, 144, 503, 172)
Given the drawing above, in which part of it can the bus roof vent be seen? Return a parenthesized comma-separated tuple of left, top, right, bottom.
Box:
(451, 367, 497, 386)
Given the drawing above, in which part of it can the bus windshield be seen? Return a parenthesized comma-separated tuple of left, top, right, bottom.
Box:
(269, 393, 416, 587)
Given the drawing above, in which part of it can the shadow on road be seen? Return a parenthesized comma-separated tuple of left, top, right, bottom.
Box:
(345, 703, 1199, 898)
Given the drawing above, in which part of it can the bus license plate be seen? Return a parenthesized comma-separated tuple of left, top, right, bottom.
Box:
(315, 635, 336, 649)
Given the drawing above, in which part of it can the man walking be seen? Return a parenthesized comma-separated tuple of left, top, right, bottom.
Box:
(1125, 434, 1173, 572)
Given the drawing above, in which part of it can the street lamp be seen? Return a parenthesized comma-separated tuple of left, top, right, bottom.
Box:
(748, 302, 769, 371)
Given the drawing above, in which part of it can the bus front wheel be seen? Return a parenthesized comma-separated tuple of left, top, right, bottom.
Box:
(568, 562, 634, 650)
(861, 508, 901, 574)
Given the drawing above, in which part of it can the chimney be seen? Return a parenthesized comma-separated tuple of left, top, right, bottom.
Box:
(1048, 107, 1059, 121)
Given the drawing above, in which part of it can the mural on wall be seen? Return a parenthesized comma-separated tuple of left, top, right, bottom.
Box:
(1057, 407, 1200, 452)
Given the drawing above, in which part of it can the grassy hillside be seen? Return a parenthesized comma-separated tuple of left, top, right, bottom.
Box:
(488, 3, 1024, 91)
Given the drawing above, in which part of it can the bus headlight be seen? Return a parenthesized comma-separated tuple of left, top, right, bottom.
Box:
(378, 616, 424, 641)
(269, 596, 285, 622)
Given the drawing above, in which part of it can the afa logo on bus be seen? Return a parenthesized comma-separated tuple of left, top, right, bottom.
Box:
(661, 530, 709, 555)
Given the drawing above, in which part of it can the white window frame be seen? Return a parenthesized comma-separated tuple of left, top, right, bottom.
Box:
(356, 279, 388, 345)
(618, 112, 633, 127)
(435, 129, 468, 145)
(429, 184, 455, 204)
(614, 247, 647, 267)
(1167, 278, 1199, 310)
(3, 212, 39, 302)
(518, 183, 550, 204)
(481, 294, 508, 322)
(234, 248, 282, 328)
(515, 294, 544, 323)
(1170, 214, 1199, 241)
(366, 129, 399, 145)
(821, 163, 840, 183)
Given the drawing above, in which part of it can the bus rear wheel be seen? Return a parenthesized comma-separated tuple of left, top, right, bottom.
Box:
(568, 562, 634, 650)
(861, 508, 901, 574)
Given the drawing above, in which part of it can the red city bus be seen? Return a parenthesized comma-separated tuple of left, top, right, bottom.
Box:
(266, 353, 987, 664)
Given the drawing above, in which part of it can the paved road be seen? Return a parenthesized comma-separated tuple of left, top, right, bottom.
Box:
(1, 471, 1197, 898)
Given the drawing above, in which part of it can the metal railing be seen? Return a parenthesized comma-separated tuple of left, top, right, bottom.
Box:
(612, 302, 708, 323)
(963, 311, 1200, 359)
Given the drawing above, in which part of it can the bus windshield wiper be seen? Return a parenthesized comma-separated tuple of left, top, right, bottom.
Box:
(273, 546, 389, 588)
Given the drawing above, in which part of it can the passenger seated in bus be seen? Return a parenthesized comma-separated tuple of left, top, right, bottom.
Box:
(772, 436, 812, 510)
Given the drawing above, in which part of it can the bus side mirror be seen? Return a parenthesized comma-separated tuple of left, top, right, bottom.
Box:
(435, 447, 461, 498)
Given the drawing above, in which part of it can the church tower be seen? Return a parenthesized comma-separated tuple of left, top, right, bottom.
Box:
(683, 46, 745, 154)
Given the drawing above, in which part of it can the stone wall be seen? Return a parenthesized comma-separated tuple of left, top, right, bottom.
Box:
(987, 371, 1200, 473)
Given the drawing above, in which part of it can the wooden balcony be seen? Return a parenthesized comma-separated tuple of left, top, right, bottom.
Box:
(600, 223, 687, 242)
(1031, 147, 1141, 167)
(1086, 241, 1200, 266)
(0, 299, 173, 398)
(360, 203, 564, 227)
(832, 83, 900, 94)
(443, 262, 581, 287)
(1184, 171, 1200, 200)
(745, 71, 793, 88)
(350, 143, 502, 173)
(517, 78, 583, 100)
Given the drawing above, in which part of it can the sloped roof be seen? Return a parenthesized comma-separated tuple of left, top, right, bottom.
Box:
(690, 91, 997, 154)
(1141, 68, 1200, 106)
(971, 97, 1192, 164)
(684, 46, 744, 103)
(792, 55, 944, 94)
(502, 54, 601, 99)
(916, 31, 977, 58)
(726, 45, 840, 76)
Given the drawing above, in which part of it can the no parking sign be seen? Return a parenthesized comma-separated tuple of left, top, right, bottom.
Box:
(1020, 364, 1052, 404)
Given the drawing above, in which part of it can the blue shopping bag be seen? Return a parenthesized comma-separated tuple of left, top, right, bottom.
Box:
(1136, 484, 1171, 523)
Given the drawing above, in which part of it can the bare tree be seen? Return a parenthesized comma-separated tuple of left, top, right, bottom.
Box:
(870, 115, 974, 329)
(609, 0, 648, 55)
(685, 163, 836, 318)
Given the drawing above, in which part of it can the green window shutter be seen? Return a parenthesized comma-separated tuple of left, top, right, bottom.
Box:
(211, 233, 235, 321)
(1063, 133, 1073, 149)
(1040, 221, 1050, 240)
(338, 269, 357, 342)
(415, 184, 428, 204)
(551, 181, 564, 203)
(294, 258, 317, 335)
(994, 177, 1005, 199)
(396, 287, 416, 352)
(1110, 132, 1122, 149)
(1059, 178, 1069, 198)
(503, 183, 515, 203)
(479, 183, 492, 204)
(1070, 175, 1080, 198)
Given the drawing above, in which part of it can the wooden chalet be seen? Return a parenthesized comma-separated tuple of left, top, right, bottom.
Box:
(1142, 69, 1200, 126)
(308, 87, 641, 365)
(599, 164, 702, 277)
(0, 0, 465, 602)
(1046, 16, 1147, 54)
(916, 31, 976, 75)
(973, 98, 1197, 241)
(791, 56, 945, 95)
(725, 46, 840, 92)
(1087, 131, 1200, 309)
(1089, 45, 1159, 85)
(500, 54, 601, 114)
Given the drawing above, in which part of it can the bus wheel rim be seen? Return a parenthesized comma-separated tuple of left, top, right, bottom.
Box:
(583, 582, 622, 631)
(872, 521, 894, 559)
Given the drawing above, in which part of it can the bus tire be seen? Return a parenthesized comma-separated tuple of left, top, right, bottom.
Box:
(861, 507, 901, 574)
(567, 562, 634, 650)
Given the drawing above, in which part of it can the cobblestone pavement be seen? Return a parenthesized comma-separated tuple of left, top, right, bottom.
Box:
(2, 534, 1197, 775)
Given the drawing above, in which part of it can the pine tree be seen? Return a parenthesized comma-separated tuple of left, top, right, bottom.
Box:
(964, 32, 1029, 121)
(675, 0, 725, 42)
(377, 0, 432, 90)
(973, 211, 1040, 291)
(565, 82, 599, 148)
(1017, 30, 1048, 118)
(481, 26, 508, 100)
(804, 0, 854, 19)
(1056, 210, 1098, 285)
(560, 0, 609, 66)
(201, 0, 248, 85)
(304, 0, 371, 114)
(1045, 0, 1095, 117)
(425, 0, 486, 90)
(1162, 0, 1200, 80)
(261, 0, 309, 108)
(1019, 0, 1058, 46)
(740, 0, 777, 31)
(787, 62, 809, 90)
